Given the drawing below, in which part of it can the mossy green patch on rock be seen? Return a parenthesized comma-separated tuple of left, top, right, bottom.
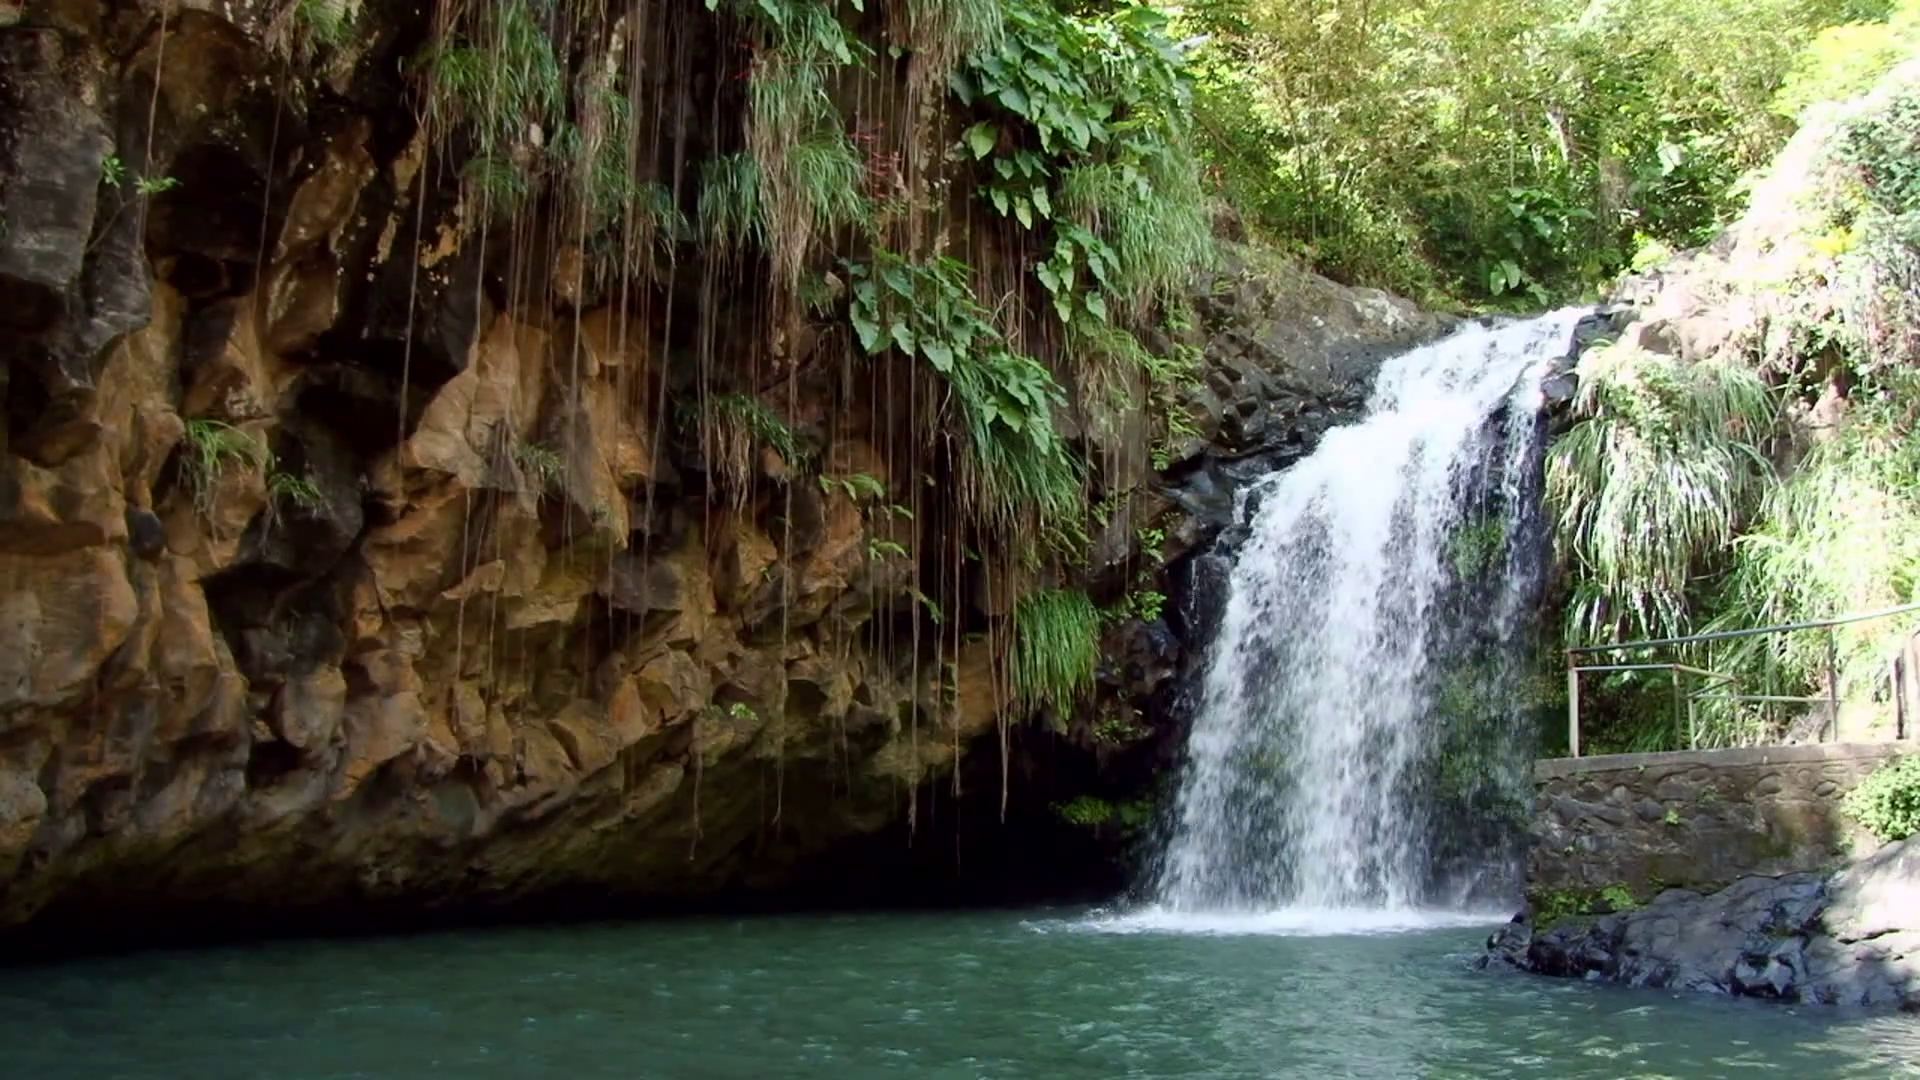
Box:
(1528, 883, 1643, 929)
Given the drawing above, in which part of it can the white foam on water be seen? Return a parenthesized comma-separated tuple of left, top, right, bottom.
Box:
(1069, 906, 1508, 938)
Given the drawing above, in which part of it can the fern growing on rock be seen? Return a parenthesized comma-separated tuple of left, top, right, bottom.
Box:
(1011, 587, 1101, 720)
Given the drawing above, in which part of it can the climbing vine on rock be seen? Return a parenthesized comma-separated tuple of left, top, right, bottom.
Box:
(952, 1, 1210, 328)
(845, 251, 1081, 540)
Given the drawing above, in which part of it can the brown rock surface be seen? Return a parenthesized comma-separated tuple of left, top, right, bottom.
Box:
(0, 0, 1447, 939)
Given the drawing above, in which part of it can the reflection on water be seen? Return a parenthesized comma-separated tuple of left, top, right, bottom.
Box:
(1, 911, 1915, 1079)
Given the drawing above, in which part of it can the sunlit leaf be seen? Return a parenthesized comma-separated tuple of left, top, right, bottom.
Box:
(889, 321, 917, 357)
(965, 122, 999, 160)
(852, 311, 883, 353)
(922, 338, 955, 372)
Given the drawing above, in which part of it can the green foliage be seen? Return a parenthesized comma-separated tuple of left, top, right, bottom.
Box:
(953, 3, 1111, 157)
(1092, 708, 1149, 744)
(1705, 378, 1920, 735)
(180, 420, 269, 514)
(1844, 753, 1920, 841)
(101, 155, 177, 197)
(1449, 516, 1507, 580)
(819, 472, 888, 502)
(1775, 1, 1920, 119)
(1533, 883, 1640, 926)
(1057, 161, 1211, 317)
(1011, 587, 1101, 716)
(1546, 344, 1776, 645)
(547, 88, 684, 249)
(1183, 0, 1883, 303)
(785, 130, 870, 234)
(715, 393, 804, 464)
(711, 0, 866, 63)
(1552, 66, 1920, 752)
(461, 154, 530, 211)
(1056, 795, 1113, 826)
(1036, 222, 1119, 324)
(705, 393, 805, 502)
(179, 420, 321, 524)
(292, 0, 358, 53)
(1144, 309, 1205, 468)
(267, 470, 324, 513)
(954, 0, 1212, 321)
(1116, 588, 1165, 623)
(1600, 884, 1639, 912)
(424, 0, 564, 159)
(1054, 794, 1155, 829)
(417, 2, 682, 279)
(581, 177, 686, 280)
(1118, 798, 1154, 829)
(846, 252, 1082, 533)
(906, 0, 1008, 66)
(513, 440, 565, 494)
(700, 154, 767, 252)
(1818, 70, 1920, 376)
(711, 0, 873, 286)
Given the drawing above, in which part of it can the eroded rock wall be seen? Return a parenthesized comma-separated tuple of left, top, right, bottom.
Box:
(0, 0, 1447, 939)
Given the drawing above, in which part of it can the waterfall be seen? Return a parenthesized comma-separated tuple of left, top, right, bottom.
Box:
(1148, 311, 1586, 922)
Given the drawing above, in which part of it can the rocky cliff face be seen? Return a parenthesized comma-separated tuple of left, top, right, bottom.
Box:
(0, 0, 1445, 942)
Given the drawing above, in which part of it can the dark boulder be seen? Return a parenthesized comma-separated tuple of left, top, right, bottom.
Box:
(1482, 836, 1920, 1010)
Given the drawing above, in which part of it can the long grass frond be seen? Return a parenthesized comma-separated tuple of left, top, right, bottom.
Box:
(1057, 159, 1213, 316)
(701, 153, 767, 252)
(708, 393, 807, 507)
(1546, 343, 1777, 645)
(1011, 587, 1101, 716)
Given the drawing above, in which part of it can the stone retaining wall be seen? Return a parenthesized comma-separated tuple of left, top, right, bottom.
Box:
(1529, 743, 1909, 903)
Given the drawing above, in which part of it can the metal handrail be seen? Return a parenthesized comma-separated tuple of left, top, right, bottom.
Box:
(1567, 602, 1920, 655)
(1564, 602, 1920, 757)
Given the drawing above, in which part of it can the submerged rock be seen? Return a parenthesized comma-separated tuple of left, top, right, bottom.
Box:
(1482, 836, 1920, 1010)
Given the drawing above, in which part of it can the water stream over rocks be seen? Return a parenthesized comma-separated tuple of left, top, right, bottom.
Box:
(1150, 311, 1587, 919)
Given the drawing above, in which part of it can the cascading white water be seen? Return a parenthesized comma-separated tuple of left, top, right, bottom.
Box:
(1150, 311, 1587, 919)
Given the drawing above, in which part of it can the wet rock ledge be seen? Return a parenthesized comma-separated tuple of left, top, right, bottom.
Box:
(1481, 835, 1919, 1010)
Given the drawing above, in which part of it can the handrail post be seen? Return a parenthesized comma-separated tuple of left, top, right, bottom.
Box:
(1902, 632, 1914, 741)
(1825, 626, 1839, 742)
(1671, 665, 1683, 750)
(1893, 649, 1906, 741)
(1567, 659, 1581, 758)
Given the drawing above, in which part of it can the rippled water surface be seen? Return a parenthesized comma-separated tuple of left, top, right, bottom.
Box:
(3, 910, 1916, 1078)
